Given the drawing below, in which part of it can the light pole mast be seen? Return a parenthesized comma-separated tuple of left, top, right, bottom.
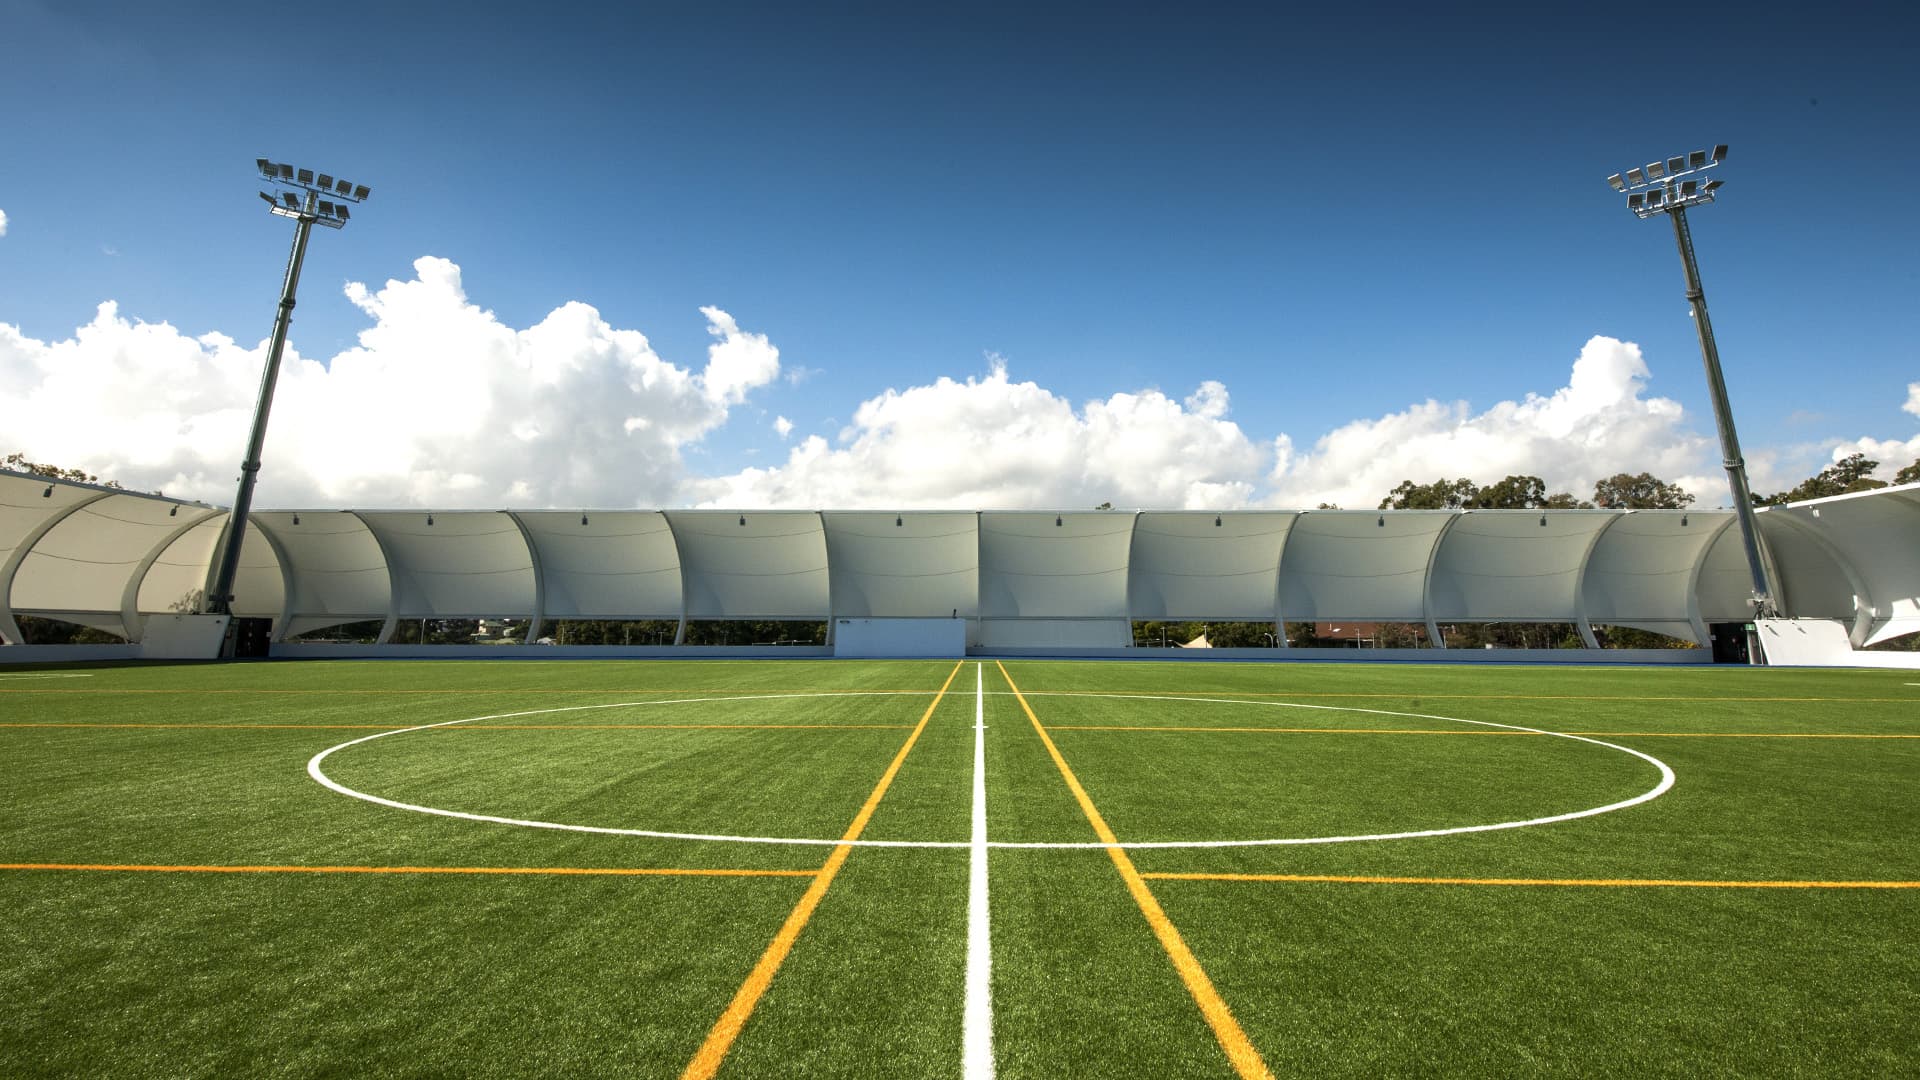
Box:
(205, 161, 369, 627)
(1605, 146, 1778, 619)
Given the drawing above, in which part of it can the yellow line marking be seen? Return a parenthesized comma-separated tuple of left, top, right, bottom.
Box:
(1140, 872, 1920, 890)
(0, 862, 812, 878)
(0, 722, 912, 731)
(680, 659, 965, 1080)
(1049, 725, 1920, 739)
(996, 661, 1273, 1080)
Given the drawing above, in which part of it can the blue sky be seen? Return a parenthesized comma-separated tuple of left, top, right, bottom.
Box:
(2, 2, 1916, 510)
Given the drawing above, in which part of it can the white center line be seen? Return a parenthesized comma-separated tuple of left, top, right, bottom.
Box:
(963, 662, 995, 1079)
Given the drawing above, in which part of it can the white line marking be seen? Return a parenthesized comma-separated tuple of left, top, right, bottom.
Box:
(963, 663, 994, 1079)
(308, 693, 1674, 851)
(0, 672, 95, 679)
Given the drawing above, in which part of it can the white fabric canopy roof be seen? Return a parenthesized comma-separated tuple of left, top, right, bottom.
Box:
(4, 470, 1916, 649)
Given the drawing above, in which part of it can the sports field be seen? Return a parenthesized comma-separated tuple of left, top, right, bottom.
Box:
(1, 659, 1915, 1078)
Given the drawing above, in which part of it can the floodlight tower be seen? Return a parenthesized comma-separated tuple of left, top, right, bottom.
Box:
(1604, 145, 1778, 619)
(204, 160, 370, 623)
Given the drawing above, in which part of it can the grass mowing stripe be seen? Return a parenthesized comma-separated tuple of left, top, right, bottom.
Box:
(0, 722, 914, 731)
(1048, 725, 1920, 739)
(1140, 872, 1920, 889)
(994, 661, 1274, 1080)
(1017, 691, 1920, 703)
(965, 662, 994, 1080)
(680, 659, 966, 1080)
(0, 863, 813, 878)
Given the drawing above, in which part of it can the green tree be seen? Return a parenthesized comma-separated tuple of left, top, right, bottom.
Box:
(1894, 460, 1920, 485)
(1761, 453, 1888, 504)
(1380, 475, 1586, 511)
(4, 452, 125, 489)
(1592, 472, 1694, 509)
(1379, 478, 1479, 510)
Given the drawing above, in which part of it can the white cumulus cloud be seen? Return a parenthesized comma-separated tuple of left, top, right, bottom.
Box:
(0, 208, 9, 237)
(1265, 336, 1714, 509)
(1826, 380, 1920, 481)
(0, 257, 781, 507)
(774, 415, 794, 439)
(691, 359, 1264, 509)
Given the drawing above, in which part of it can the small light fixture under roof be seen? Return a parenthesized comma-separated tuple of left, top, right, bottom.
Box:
(739, 514, 746, 526)
(581, 513, 589, 525)
(1680, 513, 1688, 527)
(42, 485, 53, 497)
(169, 504, 179, 516)
(1377, 514, 1385, 527)
(426, 513, 434, 526)
(1606, 173, 1626, 192)
(1214, 515, 1222, 527)
(895, 515, 903, 527)
(1539, 513, 1548, 526)
(1055, 515, 1063, 527)
(292, 513, 300, 525)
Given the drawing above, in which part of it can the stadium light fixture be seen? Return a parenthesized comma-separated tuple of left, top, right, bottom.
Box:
(205, 159, 373, 638)
(1602, 143, 1776, 619)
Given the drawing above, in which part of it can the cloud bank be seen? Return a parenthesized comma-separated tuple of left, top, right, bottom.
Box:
(0, 257, 778, 507)
(5, 258, 1911, 511)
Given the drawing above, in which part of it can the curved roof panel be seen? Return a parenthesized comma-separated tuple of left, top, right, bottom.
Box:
(822, 512, 978, 618)
(1129, 511, 1296, 620)
(1428, 511, 1614, 621)
(244, 511, 390, 621)
(1771, 488, 1920, 643)
(1279, 511, 1450, 621)
(666, 511, 828, 619)
(979, 511, 1133, 619)
(10, 494, 212, 627)
(1582, 510, 1728, 627)
(517, 511, 682, 619)
(356, 511, 536, 617)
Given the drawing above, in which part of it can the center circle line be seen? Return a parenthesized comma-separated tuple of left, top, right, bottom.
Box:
(306, 692, 1674, 850)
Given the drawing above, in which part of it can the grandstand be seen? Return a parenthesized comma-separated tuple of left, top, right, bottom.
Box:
(4, 469, 1915, 664)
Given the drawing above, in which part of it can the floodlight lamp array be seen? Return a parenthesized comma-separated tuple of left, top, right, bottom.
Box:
(1605, 144, 1726, 219)
(256, 158, 372, 203)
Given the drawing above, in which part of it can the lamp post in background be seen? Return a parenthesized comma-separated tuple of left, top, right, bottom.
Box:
(204, 160, 369, 631)
(1604, 145, 1778, 618)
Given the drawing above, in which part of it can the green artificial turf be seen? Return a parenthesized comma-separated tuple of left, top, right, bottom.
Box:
(0, 658, 1915, 1077)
